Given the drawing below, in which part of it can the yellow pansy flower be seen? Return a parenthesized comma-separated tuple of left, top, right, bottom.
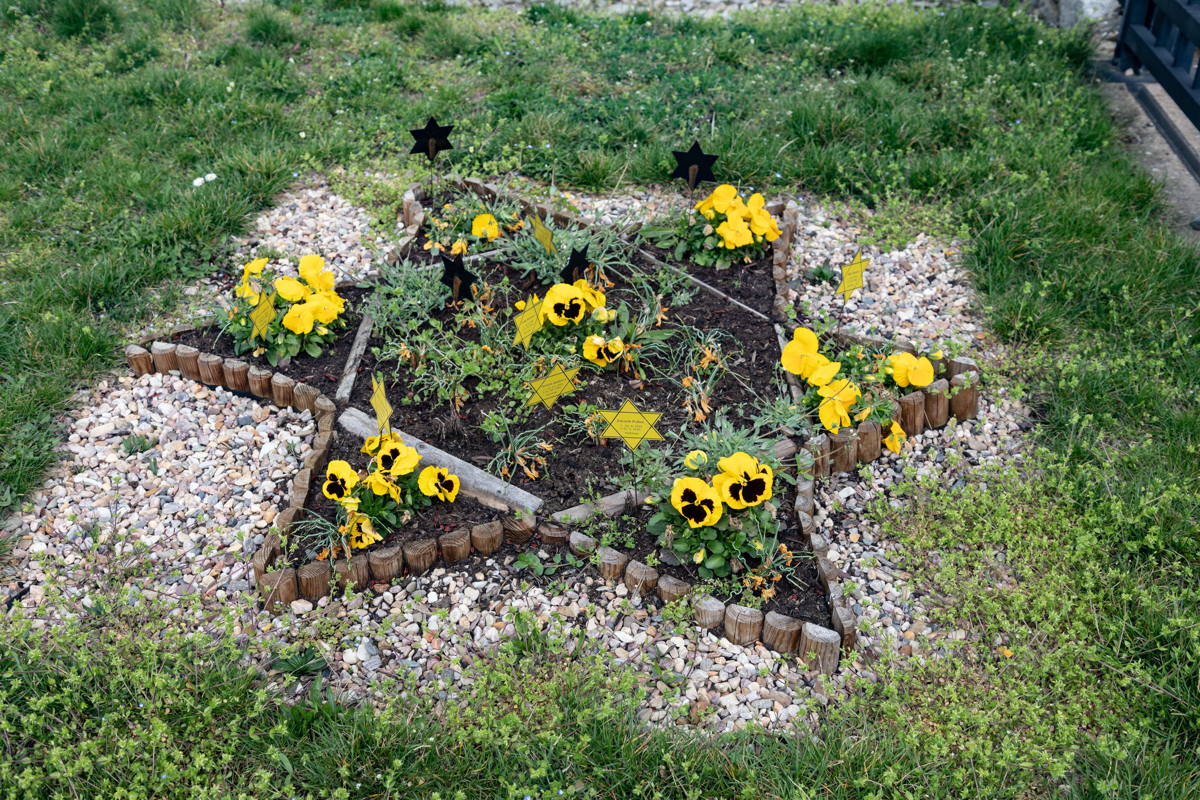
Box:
(883, 420, 907, 454)
(322, 460, 358, 501)
(450, 238, 468, 256)
(888, 351, 935, 388)
(418, 466, 460, 502)
(581, 335, 623, 367)
(241, 257, 268, 283)
(683, 450, 708, 470)
(299, 255, 335, 292)
(716, 215, 753, 249)
(712, 451, 773, 509)
(282, 302, 315, 335)
(670, 476, 723, 528)
(540, 283, 587, 326)
(362, 471, 395, 497)
(361, 431, 399, 456)
(471, 213, 500, 241)
(572, 279, 605, 311)
(695, 184, 739, 217)
(693, 548, 706, 564)
(818, 397, 852, 433)
(306, 292, 340, 325)
(274, 276, 310, 303)
(376, 441, 420, 477)
(746, 193, 781, 241)
(806, 357, 841, 387)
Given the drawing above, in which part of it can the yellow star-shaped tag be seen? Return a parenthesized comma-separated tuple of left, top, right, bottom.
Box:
(512, 296, 545, 349)
(526, 363, 580, 410)
(530, 215, 556, 254)
(836, 250, 869, 301)
(598, 399, 664, 451)
(249, 292, 276, 340)
(370, 373, 393, 434)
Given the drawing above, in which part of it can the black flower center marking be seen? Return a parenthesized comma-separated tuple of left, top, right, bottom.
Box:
(436, 474, 454, 492)
(678, 488, 715, 524)
(554, 299, 584, 321)
(325, 477, 347, 498)
(741, 477, 766, 503)
(380, 452, 396, 471)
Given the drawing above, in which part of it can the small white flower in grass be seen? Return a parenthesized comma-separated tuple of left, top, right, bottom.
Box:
(191, 177, 204, 187)
(299, 131, 306, 138)
(204, 173, 217, 182)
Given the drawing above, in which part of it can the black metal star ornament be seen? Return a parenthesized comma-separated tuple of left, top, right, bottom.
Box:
(560, 246, 590, 284)
(410, 117, 454, 163)
(439, 252, 477, 302)
(671, 141, 718, 191)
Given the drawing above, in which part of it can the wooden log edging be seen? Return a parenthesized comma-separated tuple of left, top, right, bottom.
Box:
(335, 312, 375, 404)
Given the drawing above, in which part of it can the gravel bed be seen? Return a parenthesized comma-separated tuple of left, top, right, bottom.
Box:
(783, 199, 986, 351)
(230, 177, 396, 285)
(4, 373, 314, 616)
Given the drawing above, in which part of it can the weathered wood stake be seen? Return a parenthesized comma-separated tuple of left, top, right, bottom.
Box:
(807, 433, 830, 479)
(798, 622, 841, 674)
(762, 611, 803, 653)
(438, 528, 472, 563)
(470, 521, 504, 555)
(222, 359, 250, 393)
(898, 391, 926, 437)
(150, 341, 178, 373)
(596, 546, 629, 581)
(126, 344, 154, 376)
(856, 420, 882, 463)
(403, 538, 438, 574)
(950, 373, 979, 421)
(175, 345, 201, 381)
(623, 561, 659, 595)
(694, 595, 725, 628)
(297, 561, 331, 601)
(198, 353, 225, 386)
(368, 545, 404, 582)
(656, 575, 691, 604)
(923, 378, 949, 428)
(830, 429, 857, 473)
(723, 604, 763, 646)
(247, 366, 273, 398)
(271, 373, 296, 407)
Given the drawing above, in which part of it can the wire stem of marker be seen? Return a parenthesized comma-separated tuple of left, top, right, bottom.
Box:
(687, 165, 698, 198)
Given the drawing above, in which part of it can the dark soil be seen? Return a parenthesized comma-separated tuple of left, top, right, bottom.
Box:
(169, 286, 371, 394)
(641, 242, 777, 318)
(350, 252, 788, 511)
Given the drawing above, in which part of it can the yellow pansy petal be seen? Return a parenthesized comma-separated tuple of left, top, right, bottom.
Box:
(908, 357, 935, 388)
(274, 276, 310, 303)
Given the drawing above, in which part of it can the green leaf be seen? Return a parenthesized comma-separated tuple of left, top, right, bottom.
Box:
(304, 341, 323, 358)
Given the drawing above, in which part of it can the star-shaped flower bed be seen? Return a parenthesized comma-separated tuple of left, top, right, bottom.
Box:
(123, 176, 983, 671)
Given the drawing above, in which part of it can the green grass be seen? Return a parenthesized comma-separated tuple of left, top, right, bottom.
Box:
(1, 1, 1198, 797)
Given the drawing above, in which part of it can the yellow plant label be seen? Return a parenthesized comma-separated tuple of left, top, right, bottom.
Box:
(526, 363, 580, 410)
(531, 215, 556, 254)
(250, 292, 276, 340)
(598, 399, 664, 450)
(370, 373, 392, 434)
(836, 250, 869, 301)
(512, 296, 545, 349)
